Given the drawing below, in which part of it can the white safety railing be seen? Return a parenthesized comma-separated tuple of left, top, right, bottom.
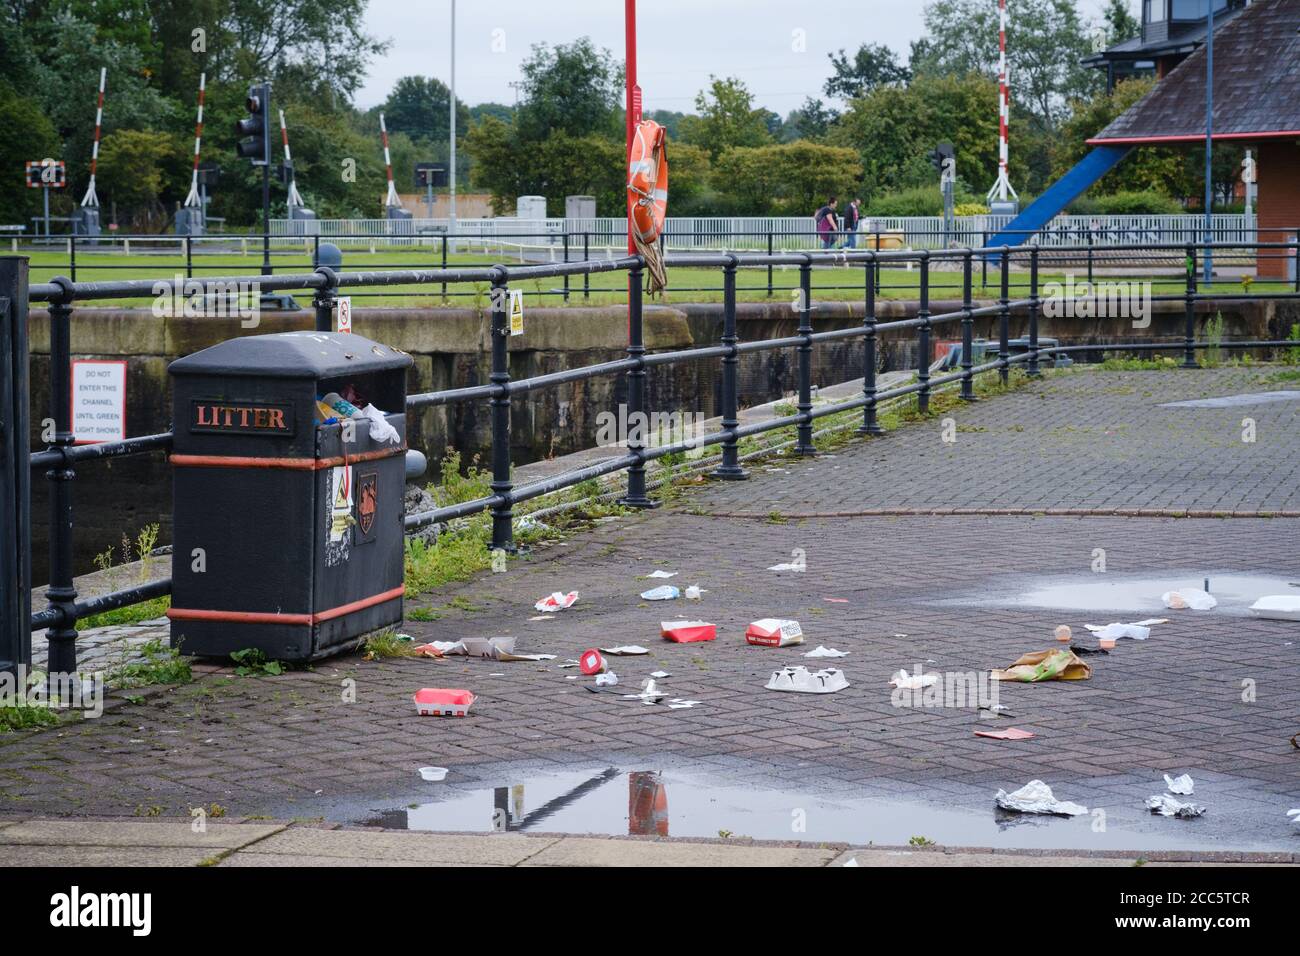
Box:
(270, 214, 1258, 255)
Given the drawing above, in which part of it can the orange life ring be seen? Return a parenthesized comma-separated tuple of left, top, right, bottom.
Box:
(628, 120, 668, 243)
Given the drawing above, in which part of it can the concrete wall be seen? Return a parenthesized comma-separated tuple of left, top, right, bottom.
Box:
(26, 295, 1293, 578)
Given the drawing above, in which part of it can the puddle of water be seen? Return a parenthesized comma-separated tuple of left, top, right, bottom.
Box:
(937, 572, 1298, 617)
(359, 767, 1255, 852)
(1160, 391, 1300, 408)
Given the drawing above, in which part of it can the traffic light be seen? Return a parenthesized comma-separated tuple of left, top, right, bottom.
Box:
(929, 142, 955, 174)
(235, 83, 271, 166)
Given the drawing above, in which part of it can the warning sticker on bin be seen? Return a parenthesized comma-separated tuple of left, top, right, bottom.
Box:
(356, 471, 378, 541)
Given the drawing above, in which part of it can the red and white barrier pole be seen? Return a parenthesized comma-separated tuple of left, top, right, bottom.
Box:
(81, 67, 105, 208)
(987, 0, 1018, 204)
(380, 112, 400, 209)
(280, 110, 305, 208)
(183, 72, 206, 208)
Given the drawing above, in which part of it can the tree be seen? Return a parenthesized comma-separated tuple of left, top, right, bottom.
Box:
(514, 38, 622, 141)
(913, 0, 1099, 129)
(96, 128, 189, 229)
(379, 76, 469, 145)
(782, 98, 840, 142)
(1103, 0, 1140, 44)
(1053, 77, 1192, 197)
(0, 82, 59, 227)
(679, 77, 771, 160)
(824, 44, 910, 101)
(711, 142, 862, 216)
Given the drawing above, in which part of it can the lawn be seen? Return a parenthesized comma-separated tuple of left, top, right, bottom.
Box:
(18, 247, 1293, 309)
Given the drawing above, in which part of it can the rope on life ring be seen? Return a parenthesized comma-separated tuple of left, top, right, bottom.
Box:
(627, 120, 668, 296)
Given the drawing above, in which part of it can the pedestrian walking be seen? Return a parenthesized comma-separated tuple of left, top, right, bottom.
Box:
(815, 197, 839, 250)
(841, 197, 862, 249)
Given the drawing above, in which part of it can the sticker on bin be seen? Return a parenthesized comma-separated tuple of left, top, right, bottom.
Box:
(579, 649, 608, 674)
(535, 590, 579, 613)
(745, 618, 804, 647)
(413, 688, 475, 717)
(660, 620, 716, 643)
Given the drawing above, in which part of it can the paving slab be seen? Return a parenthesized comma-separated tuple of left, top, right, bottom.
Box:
(0, 845, 219, 867)
(520, 836, 839, 867)
(0, 819, 284, 850)
(830, 849, 1138, 867)
(231, 827, 560, 866)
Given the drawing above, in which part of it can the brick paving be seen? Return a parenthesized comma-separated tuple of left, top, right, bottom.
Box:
(1, 366, 1297, 851)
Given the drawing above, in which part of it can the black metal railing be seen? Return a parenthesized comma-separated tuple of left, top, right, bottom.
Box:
(5, 239, 1300, 675)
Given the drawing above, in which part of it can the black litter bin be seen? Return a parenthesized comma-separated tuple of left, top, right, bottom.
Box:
(166, 331, 413, 660)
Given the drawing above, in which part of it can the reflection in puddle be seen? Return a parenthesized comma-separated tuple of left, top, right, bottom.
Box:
(362, 767, 1266, 851)
(1160, 391, 1300, 409)
(936, 572, 1298, 617)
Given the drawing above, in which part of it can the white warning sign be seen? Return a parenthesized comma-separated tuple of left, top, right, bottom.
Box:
(71, 359, 127, 444)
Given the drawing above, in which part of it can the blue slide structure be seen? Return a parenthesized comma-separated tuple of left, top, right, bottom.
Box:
(987, 144, 1132, 252)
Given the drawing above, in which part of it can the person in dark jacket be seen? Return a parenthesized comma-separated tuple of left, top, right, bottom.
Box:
(814, 197, 839, 250)
(840, 197, 862, 248)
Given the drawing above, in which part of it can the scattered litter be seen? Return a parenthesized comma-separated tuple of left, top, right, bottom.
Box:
(1248, 595, 1300, 621)
(1146, 794, 1206, 818)
(395, 633, 414, 642)
(565, 675, 577, 680)
(641, 585, 680, 601)
(650, 670, 671, 679)
(1288, 809, 1300, 827)
(893, 633, 908, 639)
(516, 515, 551, 533)
(623, 678, 669, 704)
(842, 858, 859, 867)
(745, 618, 804, 647)
(1084, 618, 1168, 641)
(413, 688, 475, 717)
(414, 637, 555, 662)
(601, 645, 650, 656)
(579, 649, 608, 675)
(418, 766, 448, 782)
(979, 703, 1013, 718)
(535, 591, 579, 613)
(1054, 624, 1072, 643)
(993, 648, 1092, 682)
(974, 727, 1036, 741)
(1069, 643, 1109, 656)
(824, 597, 849, 604)
(661, 621, 716, 643)
(888, 668, 938, 690)
(557, 660, 580, 669)
(595, 672, 619, 687)
(804, 646, 849, 658)
(1163, 773, 1194, 795)
(644, 570, 677, 579)
(667, 699, 700, 709)
(765, 666, 849, 694)
(994, 780, 1087, 817)
(684, 585, 706, 600)
(1161, 588, 1216, 611)
(767, 561, 805, 573)
(529, 615, 557, 622)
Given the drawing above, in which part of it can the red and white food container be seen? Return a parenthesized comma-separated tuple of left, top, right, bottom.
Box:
(660, 620, 717, 643)
(579, 648, 608, 674)
(413, 688, 475, 717)
(745, 618, 804, 647)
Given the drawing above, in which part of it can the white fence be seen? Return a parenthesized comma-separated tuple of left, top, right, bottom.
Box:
(270, 214, 1258, 255)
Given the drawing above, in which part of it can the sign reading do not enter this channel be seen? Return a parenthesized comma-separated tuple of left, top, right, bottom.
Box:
(71, 359, 127, 444)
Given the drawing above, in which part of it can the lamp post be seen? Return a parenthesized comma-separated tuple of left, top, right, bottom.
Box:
(1203, 1, 1214, 284)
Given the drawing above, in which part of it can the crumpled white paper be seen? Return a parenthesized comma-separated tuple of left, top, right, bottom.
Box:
(1162, 588, 1217, 610)
(994, 780, 1088, 816)
(594, 672, 619, 687)
(534, 591, 578, 612)
(1163, 773, 1194, 795)
(640, 585, 680, 601)
(1288, 809, 1300, 828)
(360, 404, 401, 444)
(804, 646, 850, 658)
(644, 570, 676, 579)
(1248, 595, 1300, 621)
(1145, 793, 1206, 818)
(767, 561, 805, 573)
(765, 666, 849, 694)
(1084, 618, 1168, 641)
(889, 668, 939, 689)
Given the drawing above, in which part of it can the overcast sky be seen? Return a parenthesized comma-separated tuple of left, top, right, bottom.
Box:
(356, 0, 1119, 113)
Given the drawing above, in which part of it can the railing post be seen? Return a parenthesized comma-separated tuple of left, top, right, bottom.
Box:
(1027, 245, 1041, 377)
(562, 232, 570, 302)
(44, 276, 78, 677)
(185, 235, 193, 281)
(441, 236, 448, 301)
(313, 266, 338, 333)
(960, 249, 976, 401)
(917, 250, 931, 414)
(69, 237, 76, 282)
(711, 255, 747, 479)
(1087, 228, 1094, 286)
(619, 259, 658, 506)
(0, 257, 32, 673)
(583, 233, 590, 299)
(859, 254, 885, 436)
(1183, 241, 1199, 368)
(981, 230, 988, 289)
(794, 255, 817, 455)
(998, 247, 1011, 385)
(767, 230, 774, 298)
(488, 267, 515, 551)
